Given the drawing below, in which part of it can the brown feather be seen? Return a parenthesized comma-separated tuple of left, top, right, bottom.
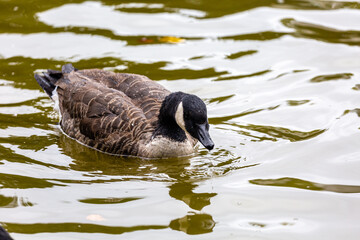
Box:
(55, 70, 166, 156)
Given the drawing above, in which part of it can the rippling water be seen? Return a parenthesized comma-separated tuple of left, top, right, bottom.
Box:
(1, 0, 360, 239)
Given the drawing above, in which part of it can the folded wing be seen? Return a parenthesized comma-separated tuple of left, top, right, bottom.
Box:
(56, 71, 153, 156)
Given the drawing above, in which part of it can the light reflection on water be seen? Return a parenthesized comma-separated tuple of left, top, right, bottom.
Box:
(0, 0, 360, 239)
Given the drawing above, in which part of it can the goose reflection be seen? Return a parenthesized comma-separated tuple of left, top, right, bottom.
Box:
(60, 134, 192, 178)
(2, 212, 215, 235)
(169, 213, 215, 235)
(168, 182, 216, 211)
(58, 134, 216, 235)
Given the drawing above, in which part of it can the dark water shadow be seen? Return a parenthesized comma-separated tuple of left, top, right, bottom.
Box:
(221, 31, 287, 42)
(1, 0, 356, 35)
(0, 195, 34, 208)
(44, 0, 360, 21)
(0, 195, 17, 208)
(58, 132, 219, 196)
(271, 0, 359, 11)
(218, 123, 325, 142)
(0, 57, 228, 91)
(226, 50, 257, 60)
(59, 134, 193, 181)
(250, 177, 360, 193)
(268, 69, 309, 81)
(1, 0, 358, 46)
(170, 213, 215, 235)
(282, 18, 360, 46)
(1, 212, 215, 235)
(0, 134, 57, 152)
(0, 142, 67, 170)
(214, 70, 271, 82)
(210, 108, 266, 124)
(286, 99, 310, 106)
(169, 182, 216, 211)
(1, 221, 167, 235)
(0, 172, 64, 189)
(238, 124, 326, 142)
(78, 197, 142, 205)
(345, 108, 360, 117)
(211, 108, 326, 142)
(208, 94, 235, 104)
(310, 73, 353, 83)
(0, 0, 85, 35)
(352, 84, 360, 91)
(58, 131, 244, 182)
(0, 112, 54, 130)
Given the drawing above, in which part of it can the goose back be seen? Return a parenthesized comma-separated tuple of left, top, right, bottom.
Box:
(54, 69, 171, 156)
(75, 69, 170, 127)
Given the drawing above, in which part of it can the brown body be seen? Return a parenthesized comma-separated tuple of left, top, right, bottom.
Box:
(35, 64, 214, 158)
(54, 69, 196, 157)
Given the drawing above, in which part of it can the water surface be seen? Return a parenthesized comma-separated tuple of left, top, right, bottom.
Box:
(0, 0, 360, 239)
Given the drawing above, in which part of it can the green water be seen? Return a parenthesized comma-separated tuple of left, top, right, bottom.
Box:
(1, 0, 360, 239)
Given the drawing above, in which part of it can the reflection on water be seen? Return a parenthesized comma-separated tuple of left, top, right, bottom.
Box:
(59, 133, 245, 182)
(170, 213, 215, 235)
(1, 0, 360, 239)
(310, 72, 353, 82)
(2, 212, 215, 235)
(168, 182, 217, 211)
(57, 133, 218, 234)
(250, 177, 360, 193)
(229, 123, 326, 142)
(1, 222, 167, 235)
(283, 18, 360, 46)
(0, 195, 34, 208)
(79, 197, 142, 205)
(0, 172, 63, 189)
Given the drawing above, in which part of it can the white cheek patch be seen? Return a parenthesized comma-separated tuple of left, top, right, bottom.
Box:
(52, 86, 62, 120)
(175, 101, 186, 132)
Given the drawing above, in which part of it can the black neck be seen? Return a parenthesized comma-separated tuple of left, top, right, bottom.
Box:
(153, 92, 187, 142)
(153, 120, 187, 142)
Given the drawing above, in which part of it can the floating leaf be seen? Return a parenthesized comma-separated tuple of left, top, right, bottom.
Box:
(158, 36, 185, 43)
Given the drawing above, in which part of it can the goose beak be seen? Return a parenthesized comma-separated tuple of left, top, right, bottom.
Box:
(197, 123, 214, 151)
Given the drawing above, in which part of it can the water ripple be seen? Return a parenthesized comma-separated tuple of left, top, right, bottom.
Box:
(250, 177, 360, 193)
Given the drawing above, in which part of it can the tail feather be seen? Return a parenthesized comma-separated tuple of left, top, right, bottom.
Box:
(35, 64, 76, 99)
(43, 72, 60, 85)
(35, 69, 63, 99)
(45, 69, 62, 84)
(34, 73, 56, 99)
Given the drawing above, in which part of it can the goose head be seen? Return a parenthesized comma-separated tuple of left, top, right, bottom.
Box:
(158, 92, 214, 150)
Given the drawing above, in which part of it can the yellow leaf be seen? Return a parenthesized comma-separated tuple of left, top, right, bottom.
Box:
(158, 36, 185, 44)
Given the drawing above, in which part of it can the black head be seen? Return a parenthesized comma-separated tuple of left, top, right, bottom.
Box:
(157, 92, 214, 150)
(175, 94, 214, 150)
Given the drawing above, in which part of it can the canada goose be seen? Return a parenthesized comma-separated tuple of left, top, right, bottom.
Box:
(34, 64, 214, 158)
